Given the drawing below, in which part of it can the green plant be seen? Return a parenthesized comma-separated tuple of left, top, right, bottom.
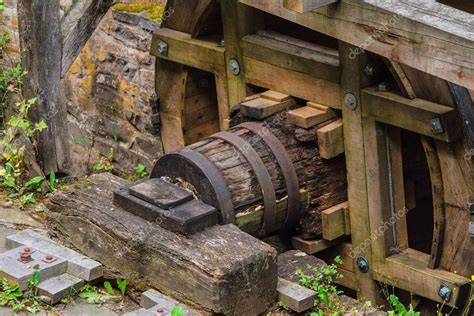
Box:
(79, 284, 115, 304)
(103, 281, 115, 296)
(387, 294, 420, 316)
(116, 277, 127, 296)
(135, 163, 147, 178)
(461, 276, 473, 316)
(0, 270, 44, 314)
(48, 171, 56, 191)
(0, 278, 23, 307)
(296, 256, 344, 315)
(171, 306, 184, 316)
(93, 147, 115, 173)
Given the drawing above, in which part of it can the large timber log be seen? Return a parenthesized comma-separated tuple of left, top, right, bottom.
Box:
(152, 110, 347, 238)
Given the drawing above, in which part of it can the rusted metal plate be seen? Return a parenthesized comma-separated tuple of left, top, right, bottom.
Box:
(239, 122, 302, 230)
(152, 148, 235, 225)
(210, 131, 278, 235)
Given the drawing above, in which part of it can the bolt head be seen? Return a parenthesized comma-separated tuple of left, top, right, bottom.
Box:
(364, 64, 376, 79)
(229, 59, 240, 76)
(356, 256, 369, 273)
(469, 222, 474, 237)
(23, 247, 32, 253)
(430, 117, 444, 135)
(344, 93, 358, 110)
(156, 40, 168, 57)
(375, 82, 391, 92)
(468, 201, 474, 214)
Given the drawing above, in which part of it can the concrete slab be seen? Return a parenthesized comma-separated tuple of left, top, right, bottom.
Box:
(38, 273, 84, 304)
(62, 302, 118, 316)
(0, 247, 67, 290)
(0, 225, 18, 253)
(6, 229, 102, 281)
(0, 207, 42, 228)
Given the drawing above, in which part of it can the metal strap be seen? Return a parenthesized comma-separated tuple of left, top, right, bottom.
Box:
(239, 122, 302, 229)
(210, 131, 278, 234)
(156, 148, 235, 224)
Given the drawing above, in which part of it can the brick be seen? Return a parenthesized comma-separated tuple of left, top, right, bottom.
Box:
(6, 230, 102, 281)
(38, 273, 84, 304)
(277, 278, 316, 313)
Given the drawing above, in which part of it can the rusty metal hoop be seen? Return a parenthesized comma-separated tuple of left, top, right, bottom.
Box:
(210, 131, 278, 234)
(239, 122, 302, 229)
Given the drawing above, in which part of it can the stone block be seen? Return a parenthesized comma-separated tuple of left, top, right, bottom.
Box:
(129, 178, 193, 209)
(6, 230, 102, 281)
(38, 273, 84, 304)
(277, 278, 316, 313)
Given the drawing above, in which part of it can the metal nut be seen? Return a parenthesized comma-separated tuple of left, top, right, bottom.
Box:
(364, 63, 376, 79)
(468, 200, 474, 214)
(375, 82, 391, 92)
(438, 283, 452, 302)
(344, 92, 358, 110)
(156, 40, 168, 57)
(430, 117, 444, 135)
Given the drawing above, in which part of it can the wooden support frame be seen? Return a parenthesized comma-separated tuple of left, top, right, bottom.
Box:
(361, 88, 462, 142)
(240, 0, 474, 91)
(151, 28, 225, 74)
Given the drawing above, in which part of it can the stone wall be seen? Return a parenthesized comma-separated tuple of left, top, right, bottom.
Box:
(0, 2, 164, 176)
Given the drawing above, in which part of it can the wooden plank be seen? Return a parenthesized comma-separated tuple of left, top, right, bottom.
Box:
(339, 42, 383, 304)
(317, 119, 344, 159)
(261, 90, 291, 102)
(388, 127, 409, 251)
(307, 101, 330, 112)
(184, 92, 219, 131)
(184, 120, 220, 145)
(160, 112, 186, 152)
(374, 250, 471, 307)
(291, 236, 343, 255)
(151, 28, 225, 74)
(240, 0, 474, 91)
(61, 0, 114, 77)
(221, 1, 263, 109)
(361, 88, 462, 142)
(18, 0, 70, 174)
(240, 97, 295, 119)
(288, 106, 336, 128)
(283, 0, 338, 13)
(243, 57, 341, 109)
(321, 201, 350, 241)
(214, 73, 231, 131)
(240, 31, 340, 83)
(382, 59, 416, 99)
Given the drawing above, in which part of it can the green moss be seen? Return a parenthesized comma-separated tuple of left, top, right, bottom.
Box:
(113, 4, 165, 23)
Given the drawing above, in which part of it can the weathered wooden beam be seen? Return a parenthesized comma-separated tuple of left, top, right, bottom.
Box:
(291, 236, 344, 254)
(339, 41, 383, 304)
(17, 0, 70, 174)
(374, 250, 471, 307)
(283, 0, 338, 13)
(61, 0, 114, 77)
(240, 0, 474, 91)
(243, 57, 341, 109)
(321, 201, 350, 241)
(240, 30, 340, 83)
(151, 28, 225, 74)
(361, 87, 462, 142)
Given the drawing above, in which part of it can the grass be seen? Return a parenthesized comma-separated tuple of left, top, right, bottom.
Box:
(113, 4, 164, 23)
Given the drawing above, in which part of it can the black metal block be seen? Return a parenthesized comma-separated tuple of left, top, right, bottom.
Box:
(113, 185, 218, 234)
(129, 178, 193, 209)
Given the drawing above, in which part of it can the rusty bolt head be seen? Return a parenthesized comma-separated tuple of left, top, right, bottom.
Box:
(23, 247, 32, 253)
(20, 252, 32, 263)
(156, 307, 164, 313)
(45, 255, 54, 261)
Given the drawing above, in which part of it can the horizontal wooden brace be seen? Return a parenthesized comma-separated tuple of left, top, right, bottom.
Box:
(243, 57, 342, 109)
(240, 31, 340, 83)
(283, 0, 339, 13)
(151, 28, 225, 74)
(374, 250, 471, 307)
(361, 87, 462, 142)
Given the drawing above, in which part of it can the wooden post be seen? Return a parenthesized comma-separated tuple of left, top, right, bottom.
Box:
(221, 0, 263, 108)
(17, 0, 70, 174)
(339, 42, 384, 304)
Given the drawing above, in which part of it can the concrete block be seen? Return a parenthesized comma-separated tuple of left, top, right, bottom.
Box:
(38, 273, 84, 304)
(0, 247, 67, 290)
(123, 308, 154, 316)
(5, 230, 102, 281)
(141, 289, 196, 316)
(277, 278, 316, 313)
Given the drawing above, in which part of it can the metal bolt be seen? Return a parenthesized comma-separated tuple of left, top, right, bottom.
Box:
(23, 247, 32, 253)
(344, 92, 358, 110)
(469, 222, 474, 237)
(375, 82, 391, 92)
(156, 40, 168, 57)
(468, 200, 474, 214)
(19, 252, 32, 263)
(45, 255, 54, 261)
(156, 307, 164, 313)
(438, 283, 452, 302)
(229, 58, 240, 76)
(218, 39, 225, 47)
(356, 256, 369, 273)
(364, 63, 376, 79)
(430, 117, 444, 135)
